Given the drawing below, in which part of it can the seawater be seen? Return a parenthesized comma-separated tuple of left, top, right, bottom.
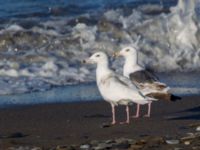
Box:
(0, 72, 199, 107)
(0, 0, 200, 106)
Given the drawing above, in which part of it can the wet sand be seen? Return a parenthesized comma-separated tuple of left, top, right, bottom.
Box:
(0, 95, 199, 149)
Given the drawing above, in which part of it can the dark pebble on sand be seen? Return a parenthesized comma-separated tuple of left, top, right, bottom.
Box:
(100, 123, 112, 128)
(0, 132, 27, 139)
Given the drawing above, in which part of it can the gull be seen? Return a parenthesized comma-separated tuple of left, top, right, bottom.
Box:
(114, 46, 181, 118)
(83, 51, 149, 124)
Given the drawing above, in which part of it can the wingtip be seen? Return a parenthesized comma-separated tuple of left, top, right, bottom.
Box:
(170, 94, 182, 102)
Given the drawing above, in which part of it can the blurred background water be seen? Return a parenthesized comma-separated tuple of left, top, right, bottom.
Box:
(0, 0, 200, 106)
(0, 0, 176, 20)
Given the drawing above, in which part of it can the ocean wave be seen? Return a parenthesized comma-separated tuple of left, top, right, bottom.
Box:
(0, 0, 200, 95)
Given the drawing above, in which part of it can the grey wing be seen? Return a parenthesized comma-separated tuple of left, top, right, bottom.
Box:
(115, 74, 146, 98)
(114, 74, 140, 91)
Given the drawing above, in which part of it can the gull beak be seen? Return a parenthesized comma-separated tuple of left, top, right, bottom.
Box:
(82, 59, 87, 64)
(82, 58, 94, 64)
(112, 51, 120, 58)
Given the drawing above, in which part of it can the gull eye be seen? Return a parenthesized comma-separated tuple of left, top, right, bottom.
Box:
(126, 49, 130, 52)
(96, 54, 100, 57)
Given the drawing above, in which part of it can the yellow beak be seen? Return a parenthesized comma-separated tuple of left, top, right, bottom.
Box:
(112, 51, 120, 58)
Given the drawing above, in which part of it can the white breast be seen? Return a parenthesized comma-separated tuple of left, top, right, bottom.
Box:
(123, 64, 143, 77)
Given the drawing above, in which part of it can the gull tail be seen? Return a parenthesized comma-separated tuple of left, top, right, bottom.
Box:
(145, 92, 182, 102)
(170, 94, 182, 102)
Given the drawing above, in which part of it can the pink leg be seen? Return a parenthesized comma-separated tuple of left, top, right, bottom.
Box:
(120, 105, 130, 124)
(111, 104, 116, 125)
(144, 101, 152, 117)
(132, 103, 140, 118)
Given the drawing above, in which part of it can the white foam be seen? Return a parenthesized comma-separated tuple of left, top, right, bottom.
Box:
(6, 24, 24, 31)
(0, 69, 19, 77)
(72, 23, 97, 49)
(119, 10, 144, 29)
(31, 26, 60, 36)
(104, 9, 122, 22)
(0, 0, 200, 95)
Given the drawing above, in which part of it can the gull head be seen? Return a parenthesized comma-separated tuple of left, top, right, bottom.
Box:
(83, 51, 108, 64)
(114, 46, 137, 58)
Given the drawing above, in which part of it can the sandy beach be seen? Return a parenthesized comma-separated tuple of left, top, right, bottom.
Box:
(0, 95, 199, 149)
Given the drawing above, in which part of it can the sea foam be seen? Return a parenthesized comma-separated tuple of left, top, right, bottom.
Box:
(0, 0, 199, 95)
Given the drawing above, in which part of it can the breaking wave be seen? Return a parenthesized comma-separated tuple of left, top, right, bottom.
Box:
(0, 0, 200, 95)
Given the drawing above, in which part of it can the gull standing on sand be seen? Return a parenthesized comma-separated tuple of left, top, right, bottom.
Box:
(83, 52, 150, 124)
(114, 46, 181, 118)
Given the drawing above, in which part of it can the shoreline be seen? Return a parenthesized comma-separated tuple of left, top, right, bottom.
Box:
(1, 72, 200, 100)
(0, 95, 199, 149)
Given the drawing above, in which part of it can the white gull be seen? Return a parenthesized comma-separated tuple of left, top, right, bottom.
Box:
(115, 46, 181, 117)
(84, 51, 149, 124)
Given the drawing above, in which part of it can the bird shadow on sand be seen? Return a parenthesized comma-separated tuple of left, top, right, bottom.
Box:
(166, 106, 200, 120)
(182, 106, 200, 113)
(83, 113, 110, 118)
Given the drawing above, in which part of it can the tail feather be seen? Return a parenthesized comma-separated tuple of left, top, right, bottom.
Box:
(146, 92, 182, 102)
(170, 94, 182, 101)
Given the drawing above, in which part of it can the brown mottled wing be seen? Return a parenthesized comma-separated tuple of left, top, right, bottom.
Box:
(129, 70, 158, 84)
(129, 70, 168, 91)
